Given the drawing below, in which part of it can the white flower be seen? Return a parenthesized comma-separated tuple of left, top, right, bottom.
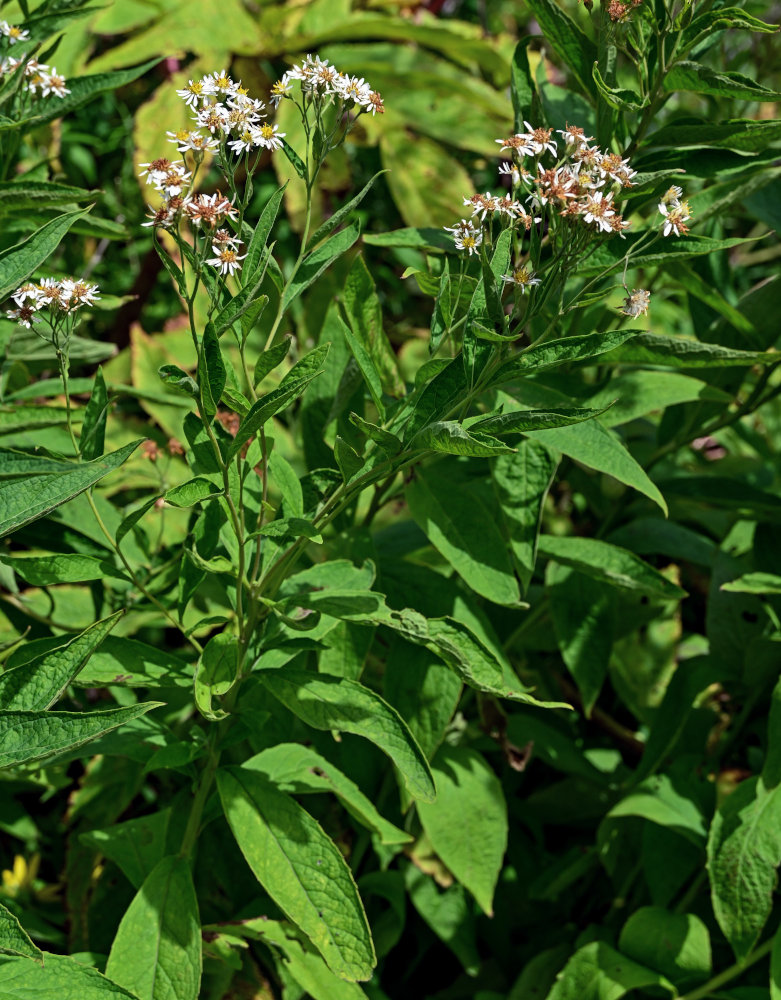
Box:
(0, 21, 30, 45)
(659, 200, 691, 237)
(166, 129, 219, 154)
(201, 70, 237, 97)
(35, 278, 68, 310)
(186, 192, 237, 228)
(206, 246, 247, 276)
(443, 219, 483, 255)
(660, 185, 683, 207)
(558, 123, 593, 151)
(583, 191, 616, 233)
(229, 93, 265, 117)
(39, 69, 69, 98)
(252, 122, 285, 150)
(194, 103, 228, 134)
(6, 305, 40, 328)
(495, 133, 537, 156)
(336, 74, 371, 106)
(501, 265, 540, 293)
(228, 129, 257, 155)
(60, 279, 100, 309)
(498, 161, 521, 186)
(212, 228, 241, 247)
(270, 75, 293, 108)
(520, 121, 558, 156)
(142, 195, 190, 229)
(620, 288, 651, 317)
(12, 283, 39, 307)
(177, 79, 208, 107)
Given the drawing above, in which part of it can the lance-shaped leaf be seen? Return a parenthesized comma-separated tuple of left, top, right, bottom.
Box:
(598, 332, 779, 368)
(492, 330, 639, 383)
(217, 766, 376, 981)
(106, 856, 201, 1000)
(198, 323, 225, 418)
(194, 632, 239, 722)
(0, 610, 123, 711)
(229, 345, 330, 460)
(523, 0, 597, 97)
(0, 439, 142, 538)
(471, 405, 611, 435)
(0, 206, 93, 300)
(242, 183, 286, 285)
(0, 702, 161, 769)
(538, 536, 687, 600)
(417, 746, 508, 916)
(0, 903, 42, 963)
(0, 552, 126, 587)
(664, 61, 781, 101)
(254, 338, 291, 386)
(412, 420, 515, 457)
(258, 667, 435, 803)
(80, 366, 108, 461)
(308, 170, 387, 250)
(245, 743, 411, 845)
(281, 222, 360, 312)
(342, 254, 404, 398)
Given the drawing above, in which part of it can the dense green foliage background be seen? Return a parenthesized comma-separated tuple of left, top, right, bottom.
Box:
(0, 0, 779, 998)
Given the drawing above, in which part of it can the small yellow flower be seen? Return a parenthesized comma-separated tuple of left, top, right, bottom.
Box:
(2, 854, 39, 897)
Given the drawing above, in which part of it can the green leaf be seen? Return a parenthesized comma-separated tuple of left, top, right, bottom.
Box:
(165, 478, 221, 507)
(0, 180, 95, 207)
(680, 7, 778, 49)
(618, 907, 711, 988)
(664, 61, 781, 101)
(258, 667, 436, 803)
(106, 855, 202, 1000)
(0, 702, 161, 769)
(708, 677, 781, 960)
(254, 338, 292, 386)
(511, 37, 537, 130)
(348, 413, 401, 455)
(492, 330, 640, 382)
(472, 405, 612, 435)
(0, 610, 123, 711)
(308, 171, 386, 250)
(337, 315, 386, 420)
(405, 465, 521, 606)
(647, 117, 781, 153)
(721, 572, 781, 595)
(547, 563, 614, 716)
(598, 331, 778, 368)
(342, 254, 404, 398)
(217, 766, 376, 981)
(281, 222, 360, 312)
(609, 774, 707, 843)
(523, 0, 597, 97)
(229, 344, 330, 461)
(245, 743, 412, 845)
(243, 183, 286, 286)
(0, 439, 142, 539)
(80, 366, 108, 461)
(198, 323, 225, 418)
(281, 138, 307, 179)
(0, 953, 139, 999)
(538, 536, 686, 600)
(0, 552, 125, 586)
(412, 420, 515, 457)
(193, 632, 239, 722)
(159, 364, 198, 398)
(592, 63, 648, 111)
(546, 941, 676, 1000)
(579, 233, 757, 274)
(0, 207, 93, 300)
(430, 257, 451, 355)
(0, 903, 42, 963)
(492, 441, 559, 593)
(417, 746, 508, 916)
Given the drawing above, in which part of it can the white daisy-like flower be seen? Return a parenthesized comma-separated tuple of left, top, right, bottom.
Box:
(39, 69, 69, 98)
(229, 93, 266, 117)
(23, 58, 48, 77)
(35, 278, 68, 310)
(186, 192, 237, 228)
(495, 133, 537, 156)
(620, 288, 651, 317)
(558, 123, 593, 151)
(659, 200, 691, 237)
(194, 103, 228, 134)
(166, 129, 219, 154)
(253, 122, 285, 150)
(660, 185, 683, 207)
(207, 246, 247, 276)
(520, 122, 558, 157)
(202, 69, 237, 97)
(336, 74, 371, 106)
(177, 79, 207, 107)
(498, 161, 522, 186)
(583, 191, 616, 233)
(501, 265, 541, 293)
(270, 75, 293, 108)
(573, 145, 603, 174)
(363, 91, 384, 115)
(443, 219, 483, 256)
(142, 195, 190, 229)
(157, 163, 192, 196)
(599, 152, 635, 186)
(60, 279, 100, 309)
(228, 129, 257, 155)
(0, 21, 29, 45)
(139, 157, 173, 185)
(0, 56, 22, 76)
(212, 228, 241, 247)
(12, 282, 40, 307)
(6, 305, 40, 328)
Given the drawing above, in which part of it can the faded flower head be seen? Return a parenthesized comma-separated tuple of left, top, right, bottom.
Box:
(620, 288, 651, 318)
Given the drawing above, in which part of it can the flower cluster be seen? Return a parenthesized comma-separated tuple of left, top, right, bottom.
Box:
(0, 20, 29, 44)
(270, 54, 384, 116)
(0, 54, 69, 98)
(658, 185, 692, 237)
(171, 69, 284, 159)
(5, 278, 100, 329)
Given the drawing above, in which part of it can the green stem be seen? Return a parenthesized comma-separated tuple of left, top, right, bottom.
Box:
(179, 737, 221, 861)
